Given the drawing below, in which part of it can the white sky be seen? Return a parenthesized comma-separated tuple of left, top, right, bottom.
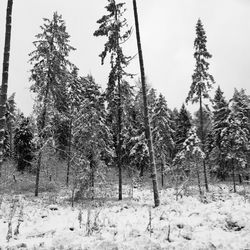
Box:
(0, 0, 250, 115)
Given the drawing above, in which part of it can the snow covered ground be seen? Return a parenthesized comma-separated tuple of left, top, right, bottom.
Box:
(0, 184, 250, 249)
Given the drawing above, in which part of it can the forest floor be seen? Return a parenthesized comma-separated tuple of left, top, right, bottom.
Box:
(0, 161, 250, 249)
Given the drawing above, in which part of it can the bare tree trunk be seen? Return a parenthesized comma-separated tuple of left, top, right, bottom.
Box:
(161, 155, 165, 188)
(117, 75, 122, 200)
(35, 105, 47, 197)
(199, 94, 209, 192)
(0, 0, 13, 175)
(114, 6, 123, 201)
(66, 119, 72, 186)
(133, 0, 160, 207)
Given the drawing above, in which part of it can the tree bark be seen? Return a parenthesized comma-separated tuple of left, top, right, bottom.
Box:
(196, 161, 202, 196)
(0, 0, 13, 175)
(114, 6, 123, 201)
(199, 94, 209, 191)
(133, 0, 160, 207)
(35, 104, 47, 197)
(66, 119, 72, 186)
(117, 75, 122, 200)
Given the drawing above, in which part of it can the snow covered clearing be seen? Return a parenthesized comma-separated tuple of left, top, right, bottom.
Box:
(0, 184, 250, 250)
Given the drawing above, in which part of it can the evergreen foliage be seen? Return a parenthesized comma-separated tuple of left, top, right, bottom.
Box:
(94, 0, 132, 200)
(14, 116, 34, 172)
(186, 19, 215, 191)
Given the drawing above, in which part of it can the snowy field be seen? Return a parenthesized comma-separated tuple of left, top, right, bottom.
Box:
(1, 184, 250, 250)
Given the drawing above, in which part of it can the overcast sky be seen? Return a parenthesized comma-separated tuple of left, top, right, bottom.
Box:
(0, 0, 250, 115)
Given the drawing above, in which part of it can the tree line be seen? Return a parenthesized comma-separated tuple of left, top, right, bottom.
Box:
(1, 0, 250, 207)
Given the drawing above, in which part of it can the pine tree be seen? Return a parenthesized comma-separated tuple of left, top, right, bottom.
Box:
(186, 19, 215, 191)
(29, 12, 76, 196)
(94, 0, 132, 200)
(0, 0, 13, 175)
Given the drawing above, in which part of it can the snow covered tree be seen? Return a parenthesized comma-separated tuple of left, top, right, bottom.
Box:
(174, 104, 192, 156)
(219, 89, 250, 191)
(0, 0, 13, 175)
(14, 116, 34, 172)
(186, 19, 215, 191)
(71, 76, 112, 199)
(174, 127, 205, 195)
(152, 94, 174, 187)
(29, 12, 76, 196)
(94, 0, 132, 200)
(210, 86, 230, 180)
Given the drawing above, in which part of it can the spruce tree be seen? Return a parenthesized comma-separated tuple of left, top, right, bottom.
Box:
(186, 19, 215, 191)
(210, 86, 230, 180)
(14, 116, 34, 172)
(29, 12, 76, 196)
(94, 0, 132, 200)
(152, 94, 174, 187)
(175, 104, 192, 155)
(175, 127, 205, 195)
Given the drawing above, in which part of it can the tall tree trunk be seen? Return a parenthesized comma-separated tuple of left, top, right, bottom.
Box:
(0, 0, 13, 175)
(117, 75, 122, 200)
(9, 122, 13, 158)
(196, 161, 202, 196)
(133, 0, 160, 207)
(199, 94, 209, 191)
(161, 154, 165, 188)
(114, 6, 123, 201)
(66, 119, 72, 186)
(89, 153, 95, 200)
(35, 104, 47, 197)
(161, 162, 164, 188)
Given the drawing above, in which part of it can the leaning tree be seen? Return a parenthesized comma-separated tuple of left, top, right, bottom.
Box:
(133, 0, 160, 206)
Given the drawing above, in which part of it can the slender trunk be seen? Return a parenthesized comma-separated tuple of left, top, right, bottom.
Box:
(199, 94, 209, 191)
(35, 104, 47, 197)
(66, 119, 72, 186)
(232, 159, 236, 193)
(117, 75, 122, 200)
(0, 0, 13, 175)
(161, 155, 165, 188)
(35, 151, 42, 196)
(90, 154, 95, 200)
(161, 162, 164, 188)
(196, 161, 202, 196)
(133, 0, 160, 207)
(114, 6, 123, 201)
(238, 168, 242, 184)
(9, 122, 13, 158)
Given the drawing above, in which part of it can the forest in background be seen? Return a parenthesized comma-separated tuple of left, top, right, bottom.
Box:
(0, 0, 250, 207)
